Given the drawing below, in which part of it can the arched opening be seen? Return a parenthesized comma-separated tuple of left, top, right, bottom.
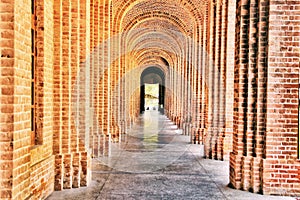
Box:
(140, 67, 165, 114)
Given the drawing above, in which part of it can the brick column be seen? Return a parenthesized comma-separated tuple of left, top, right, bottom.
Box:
(53, 0, 63, 190)
(224, 0, 235, 162)
(78, 0, 90, 153)
(119, 39, 126, 134)
(217, 0, 228, 160)
(192, 30, 200, 143)
(211, 0, 221, 160)
(89, 0, 95, 156)
(192, 26, 201, 144)
(205, 0, 216, 159)
(71, 0, 80, 188)
(200, 5, 208, 145)
(242, 0, 259, 191)
(230, 0, 250, 189)
(110, 21, 121, 140)
(92, 0, 100, 157)
(61, 0, 71, 155)
(61, 0, 73, 189)
(250, 0, 268, 193)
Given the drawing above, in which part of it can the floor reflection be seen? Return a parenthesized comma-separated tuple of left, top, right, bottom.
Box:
(96, 110, 189, 173)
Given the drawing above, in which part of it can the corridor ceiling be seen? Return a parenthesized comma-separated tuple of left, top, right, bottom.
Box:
(112, 0, 206, 71)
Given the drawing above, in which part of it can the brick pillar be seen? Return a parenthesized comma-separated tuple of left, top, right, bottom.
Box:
(94, 0, 111, 155)
(173, 61, 178, 124)
(230, 0, 250, 189)
(217, 0, 229, 160)
(203, 0, 231, 161)
(256, 0, 268, 160)
(177, 63, 180, 124)
(61, 0, 73, 189)
(72, 153, 80, 188)
(241, 156, 251, 190)
(200, 6, 208, 145)
(242, 0, 259, 191)
(224, 0, 235, 161)
(192, 30, 201, 144)
(92, 0, 100, 157)
(54, 155, 64, 190)
(192, 26, 201, 144)
(212, 0, 221, 160)
(63, 154, 72, 189)
(80, 152, 91, 186)
(71, 0, 80, 152)
(252, 0, 268, 193)
(61, 0, 71, 155)
(89, 0, 95, 156)
(178, 57, 183, 129)
(110, 26, 121, 140)
(205, 0, 216, 159)
(71, 0, 80, 187)
(1, 0, 32, 199)
(179, 58, 183, 129)
(120, 46, 126, 134)
(100, 0, 111, 139)
(53, 0, 63, 190)
(182, 38, 189, 136)
(78, 0, 91, 153)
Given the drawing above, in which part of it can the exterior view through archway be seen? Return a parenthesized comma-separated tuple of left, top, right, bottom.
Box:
(0, 0, 299, 199)
(140, 67, 165, 114)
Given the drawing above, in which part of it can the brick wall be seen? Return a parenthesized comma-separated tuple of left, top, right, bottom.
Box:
(0, 0, 15, 198)
(29, 0, 55, 199)
(0, 0, 55, 199)
(263, 0, 300, 195)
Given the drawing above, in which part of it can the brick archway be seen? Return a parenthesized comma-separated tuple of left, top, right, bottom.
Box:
(140, 66, 166, 114)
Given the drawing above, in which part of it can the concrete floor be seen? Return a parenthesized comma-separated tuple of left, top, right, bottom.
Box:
(47, 111, 296, 200)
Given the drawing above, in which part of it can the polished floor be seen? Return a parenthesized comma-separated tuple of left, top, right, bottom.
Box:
(48, 111, 295, 200)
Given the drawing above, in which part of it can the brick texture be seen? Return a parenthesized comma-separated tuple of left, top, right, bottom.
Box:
(229, 0, 300, 196)
(0, 0, 299, 199)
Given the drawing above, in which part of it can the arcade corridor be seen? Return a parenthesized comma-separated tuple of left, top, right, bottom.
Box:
(0, 0, 299, 199)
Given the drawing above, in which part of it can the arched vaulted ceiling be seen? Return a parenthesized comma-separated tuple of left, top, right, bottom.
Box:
(113, 0, 205, 32)
(129, 17, 187, 35)
(129, 31, 183, 56)
(111, 0, 206, 74)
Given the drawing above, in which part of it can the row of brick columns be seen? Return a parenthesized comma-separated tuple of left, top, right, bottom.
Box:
(52, 0, 144, 190)
(52, 0, 91, 190)
(163, 0, 234, 162)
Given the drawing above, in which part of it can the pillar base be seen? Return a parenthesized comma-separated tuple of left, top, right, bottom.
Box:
(54, 152, 91, 191)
